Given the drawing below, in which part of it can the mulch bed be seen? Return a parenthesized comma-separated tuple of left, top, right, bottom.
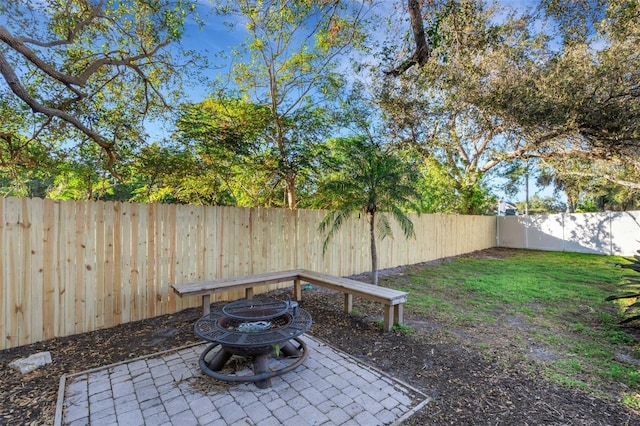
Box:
(1, 248, 639, 425)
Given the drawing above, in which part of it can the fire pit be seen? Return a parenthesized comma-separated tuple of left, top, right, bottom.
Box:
(194, 297, 312, 388)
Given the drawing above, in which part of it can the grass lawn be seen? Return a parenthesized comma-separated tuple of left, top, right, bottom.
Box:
(385, 249, 640, 409)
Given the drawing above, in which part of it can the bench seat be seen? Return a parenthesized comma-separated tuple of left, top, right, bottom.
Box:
(172, 269, 408, 332)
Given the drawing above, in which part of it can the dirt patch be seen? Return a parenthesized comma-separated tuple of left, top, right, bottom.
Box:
(1, 248, 639, 425)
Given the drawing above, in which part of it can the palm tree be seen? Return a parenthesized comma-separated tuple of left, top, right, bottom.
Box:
(315, 137, 420, 285)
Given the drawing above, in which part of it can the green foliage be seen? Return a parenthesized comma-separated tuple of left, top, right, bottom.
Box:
(174, 96, 314, 207)
(392, 322, 415, 334)
(176, 98, 272, 156)
(0, 0, 202, 164)
(415, 158, 459, 213)
(2, 0, 637, 209)
(315, 136, 419, 285)
(0, 95, 66, 197)
(212, 0, 369, 208)
(515, 195, 567, 215)
(129, 143, 236, 205)
(0, 137, 58, 198)
(622, 393, 640, 410)
(490, 0, 640, 167)
(374, 320, 415, 334)
(544, 362, 589, 390)
(606, 251, 640, 324)
(381, 0, 640, 207)
(415, 156, 493, 214)
(378, 1, 532, 214)
(582, 178, 640, 212)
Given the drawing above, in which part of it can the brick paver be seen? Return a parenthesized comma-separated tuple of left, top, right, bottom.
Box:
(56, 335, 429, 426)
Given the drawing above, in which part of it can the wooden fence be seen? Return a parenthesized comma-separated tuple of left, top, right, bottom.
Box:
(0, 197, 496, 350)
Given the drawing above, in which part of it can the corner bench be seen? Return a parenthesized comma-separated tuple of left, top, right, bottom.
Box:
(171, 269, 408, 332)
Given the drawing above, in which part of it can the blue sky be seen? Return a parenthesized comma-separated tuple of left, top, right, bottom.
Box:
(168, 0, 559, 206)
(178, 0, 545, 103)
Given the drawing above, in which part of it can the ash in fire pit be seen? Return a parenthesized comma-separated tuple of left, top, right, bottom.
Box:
(236, 320, 271, 332)
(194, 297, 312, 388)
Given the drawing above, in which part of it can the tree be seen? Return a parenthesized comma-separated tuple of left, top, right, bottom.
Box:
(415, 156, 493, 214)
(536, 157, 640, 213)
(379, 0, 539, 214)
(0, 117, 56, 197)
(213, 0, 369, 208)
(480, 0, 640, 160)
(392, 0, 639, 157)
(515, 195, 566, 215)
(126, 142, 233, 205)
(383, 0, 639, 208)
(174, 97, 282, 206)
(0, 0, 201, 168)
(315, 137, 419, 286)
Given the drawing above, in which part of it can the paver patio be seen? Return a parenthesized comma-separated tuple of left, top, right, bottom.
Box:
(55, 335, 429, 426)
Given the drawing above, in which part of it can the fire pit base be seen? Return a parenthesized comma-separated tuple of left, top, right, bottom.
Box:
(199, 336, 309, 389)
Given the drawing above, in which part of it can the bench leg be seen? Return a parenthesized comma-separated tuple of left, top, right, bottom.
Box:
(383, 305, 393, 332)
(394, 304, 404, 326)
(344, 294, 353, 314)
(294, 278, 302, 301)
(202, 295, 211, 316)
(245, 288, 254, 299)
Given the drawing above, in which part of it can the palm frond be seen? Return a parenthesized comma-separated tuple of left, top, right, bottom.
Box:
(389, 204, 416, 238)
(376, 213, 393, 240)
(620, 315, 640, 324)
(320, 210, 353, 255)
(605, 293, 640, 301)
(607, 252, 640, 324)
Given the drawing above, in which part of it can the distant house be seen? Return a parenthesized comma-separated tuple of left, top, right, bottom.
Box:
(498, 199, 518, 216)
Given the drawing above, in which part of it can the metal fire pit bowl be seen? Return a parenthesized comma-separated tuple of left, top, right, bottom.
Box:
(194, 297, 312, 388)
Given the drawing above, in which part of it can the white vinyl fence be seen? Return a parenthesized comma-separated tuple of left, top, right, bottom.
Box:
(497, 211, 640, 256)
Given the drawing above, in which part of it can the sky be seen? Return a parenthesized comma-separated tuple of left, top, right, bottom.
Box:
(170, 0, 560, 207)
(179, 0, 543, 98)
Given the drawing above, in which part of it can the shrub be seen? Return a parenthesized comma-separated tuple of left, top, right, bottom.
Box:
(606, 250, 640, 324)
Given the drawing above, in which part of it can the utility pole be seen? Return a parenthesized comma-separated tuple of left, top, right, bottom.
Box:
(524, 159, 529, 215)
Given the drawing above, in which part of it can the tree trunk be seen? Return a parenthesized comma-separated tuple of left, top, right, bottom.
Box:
(524, 160, 530, 215)
(386, 0, 431, 75)
(566, 191, 576, 213)
(285, 175, 297, 209)
(369, 212, 378, 286)
(408, 0, 430, 65)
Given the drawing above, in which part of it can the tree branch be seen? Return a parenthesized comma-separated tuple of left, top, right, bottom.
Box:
(0, 25, 86, 93)
(0, 51, 115, 161)
(0, 17, 170, 94)
(561, 171, 640, 190)
(385, 0, 431, 76)
(14, 1, 105, 48)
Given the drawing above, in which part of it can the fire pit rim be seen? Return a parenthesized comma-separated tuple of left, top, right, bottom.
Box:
(194, 297, 312, 348)
(222, 297, 290, 321)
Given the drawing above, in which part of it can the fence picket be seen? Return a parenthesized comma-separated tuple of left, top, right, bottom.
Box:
(84, 201, 97, 332)
(0, 197, 5, 347)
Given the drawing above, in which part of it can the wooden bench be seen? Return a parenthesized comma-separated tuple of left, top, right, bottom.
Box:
(172, 269, 408, 332)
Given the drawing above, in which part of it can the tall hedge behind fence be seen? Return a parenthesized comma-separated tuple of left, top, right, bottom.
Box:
(0, 197, 496, 350)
